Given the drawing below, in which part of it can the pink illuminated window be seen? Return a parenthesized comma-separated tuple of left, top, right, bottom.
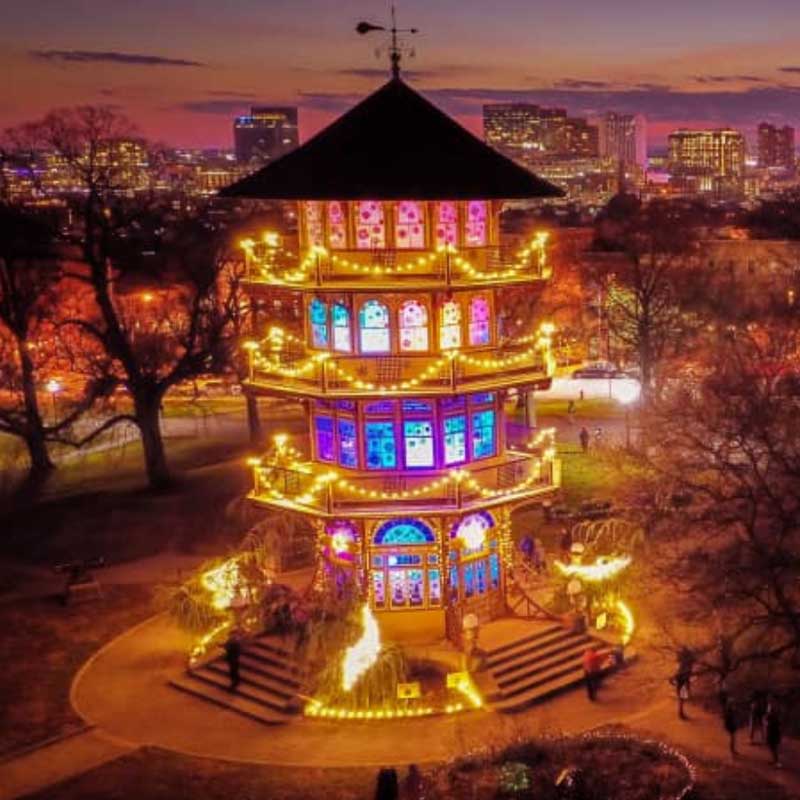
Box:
(469, 295, 491, 346)
(327, 201, 347, 249)
(440, 299, 462, 349)
(355, 201, 385, 249)
(304, 202, 325, 248)
(399, 300, 429, 352)
(395, 201, 425, 249)
(435, 201, 458, 248)
(465, 200, 488, 246)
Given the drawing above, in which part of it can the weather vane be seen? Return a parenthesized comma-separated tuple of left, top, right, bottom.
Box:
(356, 4, 419, 80)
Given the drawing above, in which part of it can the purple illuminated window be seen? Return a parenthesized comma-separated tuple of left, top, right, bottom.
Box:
(316, 416, 334, 462)
(465, 200, 487, 246)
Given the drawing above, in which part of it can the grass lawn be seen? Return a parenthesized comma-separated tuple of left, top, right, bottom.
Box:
(0, 584, 154, 756)
(557, 448, 627, 506)
(536, 396, 625, 422)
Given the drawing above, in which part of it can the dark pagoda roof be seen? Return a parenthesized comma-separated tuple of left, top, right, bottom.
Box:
(220, 78, 562, 200)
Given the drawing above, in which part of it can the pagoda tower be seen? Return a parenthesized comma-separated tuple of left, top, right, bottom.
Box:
(222, 76, 563, 641)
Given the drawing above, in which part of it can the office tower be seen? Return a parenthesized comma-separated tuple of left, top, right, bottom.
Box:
(757, 123, 795, 171)
(597, 112, 647, 168)
(234, 107, 299, 165)
(667, 129, 746, 196)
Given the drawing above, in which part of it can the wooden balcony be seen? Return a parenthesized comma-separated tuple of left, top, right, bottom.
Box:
(249, 451, 560, 519)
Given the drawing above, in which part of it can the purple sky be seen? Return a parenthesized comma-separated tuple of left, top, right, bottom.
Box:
(2, 0, 800, 150)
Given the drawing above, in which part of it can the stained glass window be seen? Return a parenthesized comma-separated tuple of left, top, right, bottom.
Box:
(355, 200, 385, 249)
(465, 200, 488, 246)
(476, 560, 487, 594)
(472, 409, 496, 459)
(315, 416, 334, 462)
(372, 571, 386, 607)
(428, 569, 441, 606)
(402, 399, 433, 413)
(399, 300, 429, 352)
(309, 298, 328, 348)
(332, 302, 351, 352)
(327, 201, 347, 249)
(365, 421, 396, 470)
(304, 201, 325, 248)
(395, 201, 425, 249)
(440, 299, 462, 349)
(403, 420, 434, 468)
(365, 400, 395, 415)
(489, 553, 500, 589)
(374, 518, 435, 544)
(453, 512, 493, 556)
(338, 418, 358, 467)
(327, 520, 357, 562)
(440, 396, 465, 410)
(359, 299, 390, 353)
(435, 201, 458, 247)
(470, 392, 495, 405)
(469, 295, 491, 346)
(443, 415, 466, 465)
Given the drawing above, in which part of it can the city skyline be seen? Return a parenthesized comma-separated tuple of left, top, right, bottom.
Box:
(2, 0, 800, 149)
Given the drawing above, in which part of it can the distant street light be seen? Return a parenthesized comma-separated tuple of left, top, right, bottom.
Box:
(615, 381, 639, 450)
(46, 378, 62, 423)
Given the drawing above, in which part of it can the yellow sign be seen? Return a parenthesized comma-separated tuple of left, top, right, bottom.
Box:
(396, 682, 421, 700)
(446, 671, 469, 689)
(595, 612, 608, 631)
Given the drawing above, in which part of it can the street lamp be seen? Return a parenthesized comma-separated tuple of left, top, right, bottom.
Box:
(615, 380, 640, 450)
(45, 378, 62, 423)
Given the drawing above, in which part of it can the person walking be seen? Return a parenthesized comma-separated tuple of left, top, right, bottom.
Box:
(519, 534, 534, 563)
(672, 672, 690, 720)
(582, 646, 600, 701)
(765, 701, 783, 768)
(567, 400, 576, 425)
(559, 528, 573, 562)
(723, 698, 738, 757)
(749, 690, 767, 744)
(375, 767, 399, 800)
(579, 426, 590, 453)
(223, 632, 242, 692)
(402, 764, 424, 800)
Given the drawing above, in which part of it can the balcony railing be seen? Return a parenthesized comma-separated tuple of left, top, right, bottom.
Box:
(247, 344, 550, 397)
(250, 451, 559, 516)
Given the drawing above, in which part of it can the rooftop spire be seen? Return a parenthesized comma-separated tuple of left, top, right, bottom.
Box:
(356, 4, 419, 80)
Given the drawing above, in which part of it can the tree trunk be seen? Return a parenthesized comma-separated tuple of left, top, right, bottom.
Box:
(17, 337, 54, 479)
(134, 390, 171, 490)
(245, 392, 263, 446)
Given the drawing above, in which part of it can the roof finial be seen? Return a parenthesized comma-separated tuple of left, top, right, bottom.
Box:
(356, 4, 419, 80)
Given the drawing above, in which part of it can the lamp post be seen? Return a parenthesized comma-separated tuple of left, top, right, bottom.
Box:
(45, 378, 62, 424)
(615, 380, 640, 450)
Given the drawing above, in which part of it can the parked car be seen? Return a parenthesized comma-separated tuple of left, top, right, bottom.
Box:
(571, 361, 619, 379)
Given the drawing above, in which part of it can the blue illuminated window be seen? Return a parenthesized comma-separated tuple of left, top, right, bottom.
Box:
(402, 399, 433, 413)
(338, 418, 358, 467)
(440, 396, 465, 411)
(403, 420, 434, 468)
(443, 415, 466, 465)
(374, 518, 435, 545)
(470, 392, 495, 405)
(489, 553, 500, 589)
(309, 298, 328, 348)
(359, 299, 390, 353)
(365, 421, 396, 470)
(365, 400, 395, 415)
(315, 416, 334, 462)
(472, 409, 496, 459)
(332, 302, 351, 352)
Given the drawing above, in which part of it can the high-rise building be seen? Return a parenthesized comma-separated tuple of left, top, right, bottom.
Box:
(596, 112, 647, 168)
(757, 123, 795, 171)
(234, 107, 299, 165)
(667, 129, 746, 197)
(483, 104, 598, 162)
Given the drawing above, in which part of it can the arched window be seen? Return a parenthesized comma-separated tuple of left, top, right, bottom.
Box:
(465, 200, 488, 246)
(439, 299, 462, 349)
(332, 302, 351, 352)
(374, 518, 435, 545)
(398, 300, 429, 352)
(469, 295, 491, 346)
(359, 300, 391, 353)
(309, 298, 328, 348)
(355, 200, 385, 249)
(326, 520, 358, 563)
(327, 201, 347, 249)
(450, 511, 494, 554)
(395, 201, 425, 249)
(434, 201, 458, 248)
(303, 201, 325, 248)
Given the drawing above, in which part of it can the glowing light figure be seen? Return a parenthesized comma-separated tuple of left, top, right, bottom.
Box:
(342, 604, 381, 691)
(201, 559, 242, 610)
(617, 599, 635, 644)
(554, 555, 632, 582)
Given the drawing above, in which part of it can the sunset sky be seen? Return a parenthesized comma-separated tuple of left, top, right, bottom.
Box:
(2, 0, 800, 152)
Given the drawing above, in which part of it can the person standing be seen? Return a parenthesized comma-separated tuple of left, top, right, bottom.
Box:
(723, 698, 738, 757)
(582, 646, 600, 701)
(672, 673, 690, 720)
(765, 701, 783, 768)
(375, 767, 399, 800)
(579, 426, 590, 453)
(749, 690, 767, 744)
(559, 528, 573, 562)
(223, 632, 242, 692)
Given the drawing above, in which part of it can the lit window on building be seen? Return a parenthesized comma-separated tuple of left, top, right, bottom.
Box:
(359, 299, 391, 353)
(338, 418, 358, 467)
(365, 421, 397, 470)
(403, 420, 434, 467)
(309, 298, 328, 348)
(374, 518, 435, 544)
(465, 200, 488, 246)
(365, 400, 395, 414)
(443, 415, 466, 465)
(304, 201, 325, 248)
(469, 295, 491, 346)
(440, 299, 462, 349)
(326, 520, 357, 562)
(434, 201, 458, 247)
(327, 201, 347, 249)
(472, 409, 496, 459)
(395, 201, 425, 249)
(399, 300, 429, 352)
(315, 416, 335, 462)
(332, 302, 351, 352)
(355, 200, 385, 249)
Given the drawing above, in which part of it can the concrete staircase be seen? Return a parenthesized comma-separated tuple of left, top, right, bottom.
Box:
(486, 622, 605, 712)
(169, 635, 306, 725)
